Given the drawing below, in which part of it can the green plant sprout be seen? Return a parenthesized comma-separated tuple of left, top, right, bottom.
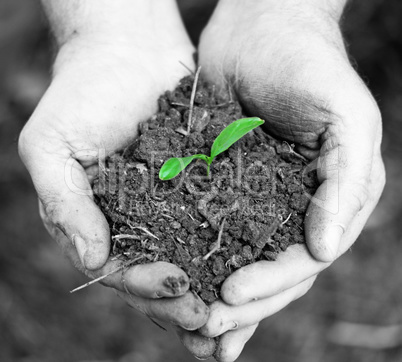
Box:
(159, 117, 265, 180)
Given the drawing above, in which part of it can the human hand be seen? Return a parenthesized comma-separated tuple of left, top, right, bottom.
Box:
(19, 0, 209, 331)
(190, 0, 385, 360)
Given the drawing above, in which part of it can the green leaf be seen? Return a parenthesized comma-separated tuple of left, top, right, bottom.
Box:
(210, 117, 265, 160)
(159, 154, 209, 180)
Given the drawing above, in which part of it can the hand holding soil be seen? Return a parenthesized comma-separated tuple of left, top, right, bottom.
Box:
(194, 0, 385, 359)
(19, 0, 210, 336)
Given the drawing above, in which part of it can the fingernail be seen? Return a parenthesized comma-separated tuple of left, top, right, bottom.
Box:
(325, 224, 345, 261)
(229, 321, 239, 331)
(162, 275, 189, 296)
(156, 290, 176, 298)
(72, 234, 88, 268)
(194, 356, 210, 361)
(217, 321, 239, 336)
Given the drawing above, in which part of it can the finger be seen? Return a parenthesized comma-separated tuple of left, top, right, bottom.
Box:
(40, 204, 190, 298)
(200, 277, 315, 338)
(117, 290, 209, 331)
(220, 243, 326, 305)
(119, 262, 189, 298)
(221, 183, 380, 307)
(173, 326, 216, 360)
(100, 260, 190, 298)
(336, 152, 385, 250)
(214, 324, 259, 362)
(19, 122, 109, 270)
(305, 94, 383, 262)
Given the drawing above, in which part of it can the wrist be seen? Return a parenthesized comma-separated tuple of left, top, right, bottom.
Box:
(209, 0, 347, 57)
(46, 0, 194, 76)
(42, 0, 188, 46)
(217, 0, 347, 24)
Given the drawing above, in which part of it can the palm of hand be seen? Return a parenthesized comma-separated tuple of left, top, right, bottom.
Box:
(194, 5, 385, 362)
(19, 36, 213, 333)
(43, 41, 193, 155)
(200, 8, 384, 260)
(20, 37, 195, 267)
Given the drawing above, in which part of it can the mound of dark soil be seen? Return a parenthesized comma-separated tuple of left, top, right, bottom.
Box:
(93, 75, 318, 304)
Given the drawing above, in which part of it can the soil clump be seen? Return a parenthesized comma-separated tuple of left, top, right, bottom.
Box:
(93, 75, 318, 304)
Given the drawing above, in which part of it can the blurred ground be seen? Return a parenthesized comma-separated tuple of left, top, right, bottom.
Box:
(1, 1, 402, 361)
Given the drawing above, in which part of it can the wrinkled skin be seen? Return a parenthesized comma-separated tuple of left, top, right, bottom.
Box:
(178, 1, 384, 360)
(19, 9, 210, 332)
(19, 1, 385, 361)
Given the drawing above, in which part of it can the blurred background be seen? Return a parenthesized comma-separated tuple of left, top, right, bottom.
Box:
(1, 0, 402, 361)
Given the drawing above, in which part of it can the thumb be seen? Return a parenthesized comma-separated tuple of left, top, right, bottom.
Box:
(19, 125, 110, 271)
(304, 121, 375, 262)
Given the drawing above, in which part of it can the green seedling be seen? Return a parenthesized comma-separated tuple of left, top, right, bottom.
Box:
(159, 117, 265, 180)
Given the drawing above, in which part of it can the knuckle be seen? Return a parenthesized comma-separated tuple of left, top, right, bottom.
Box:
(374, 158, 386, 194)
(17, 125, 32, 164)
(38, 199, 67, 242)
(18, 119, 44, 165)
(42, 197, 66, 231)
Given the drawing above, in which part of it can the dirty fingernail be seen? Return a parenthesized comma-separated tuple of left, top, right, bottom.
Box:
(162, 275, 189, 296)
(73, 234, 88, 268)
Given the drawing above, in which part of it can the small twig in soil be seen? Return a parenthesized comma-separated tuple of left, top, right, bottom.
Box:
(69, 256, 144, 293)
(134, 227, 159, 240)
(98, 159, 108, 175)
(203, 217, 226, 260)
(209, 83, 235, 108)
(281, 213, 292, 226)
(171, 102, 190, 108)
(152, 183, 159, 198)
(228, 83, 233, 103)
(176, 237, 186, 245)
(187, 213, 195, 221)
(171, 236, 191, 264)
(128, 224, 160, 240)
(283, 141, 308, 162)
(175, 127, 189, 136)
(187, 66, 202, 134)
(112, 234, 141, 241)
(211, 101, 231, 108)
(199, 221, 209, 229)
(179, 60, 195, 75)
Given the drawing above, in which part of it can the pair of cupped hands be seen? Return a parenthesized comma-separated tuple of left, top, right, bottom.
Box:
(19, 1, 384, 361)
